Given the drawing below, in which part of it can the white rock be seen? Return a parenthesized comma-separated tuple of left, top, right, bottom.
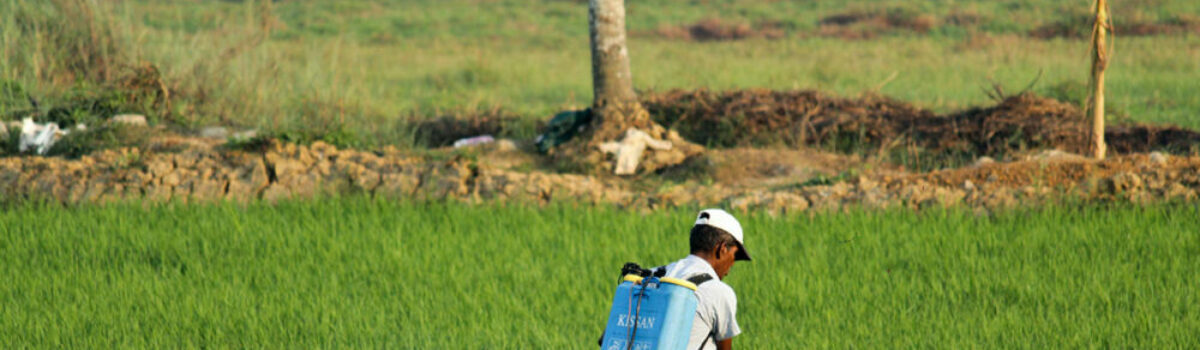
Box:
(1149, 151, 1169, 165)
(108, 114, 148, 127)
(1027, 149, 1086, 162)
(973, 156, 995, 167)
(230, 129, 258, 141)
(494, 138, 518, 152)
(199, 126, 230, 139)
(598, 128, 673, 175)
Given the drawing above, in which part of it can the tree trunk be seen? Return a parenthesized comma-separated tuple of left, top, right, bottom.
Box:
(552, 0, 701, 175)
(1090, 0, 1110, 160)
(587, 0, 651, 133)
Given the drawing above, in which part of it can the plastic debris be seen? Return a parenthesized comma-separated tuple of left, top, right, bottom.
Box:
(453, 135, 495, 148)
(199, 126, 230, 139)
(19, 118, 69, 155)
(108, 114, 148, 127)
(231, 129, 258, 142)
(598, 128, 673, 175)
(535, 109, 592, 153)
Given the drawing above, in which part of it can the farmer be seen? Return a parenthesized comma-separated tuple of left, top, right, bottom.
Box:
(657, 209, 751, 350)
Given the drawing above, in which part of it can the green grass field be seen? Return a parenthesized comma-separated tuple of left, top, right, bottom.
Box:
(2, 198, 1197, 348)
(3, 0, 1200, 148)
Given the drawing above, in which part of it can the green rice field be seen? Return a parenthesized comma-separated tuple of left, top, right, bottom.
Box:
(2, 198, 1197, 348)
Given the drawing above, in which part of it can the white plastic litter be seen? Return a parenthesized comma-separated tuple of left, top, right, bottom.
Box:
(453, 135, 495, 148)
(199, 126, 230, 139)
(19, 118, 70, 155)
(231, 129, 258, 142)
(108, 114, 148, 127)
(598, 128, 673, 175)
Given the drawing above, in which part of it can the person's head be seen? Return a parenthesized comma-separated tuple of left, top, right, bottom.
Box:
(689, 209, 751, 279)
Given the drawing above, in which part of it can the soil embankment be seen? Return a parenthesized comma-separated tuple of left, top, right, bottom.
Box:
(4, 90, 1200, 212)
(2, 136, 1198, 213)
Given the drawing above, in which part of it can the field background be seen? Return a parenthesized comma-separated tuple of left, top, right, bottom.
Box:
(2, 199, 1198, 348)
(5, 1, 1200, 348)
(2, 0, 1199, 147)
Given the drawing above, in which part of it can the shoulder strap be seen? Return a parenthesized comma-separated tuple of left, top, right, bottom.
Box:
(697, 333, 713, 350)
(653, 266, 667, 277)
(685, 273, 716, 350)
(686, 274, 713, 286)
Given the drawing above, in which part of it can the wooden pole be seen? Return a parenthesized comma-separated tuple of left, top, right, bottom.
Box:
(1090, 0, 1111, 159)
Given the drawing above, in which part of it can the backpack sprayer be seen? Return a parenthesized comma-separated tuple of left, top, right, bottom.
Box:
(599, 263, 712, 350)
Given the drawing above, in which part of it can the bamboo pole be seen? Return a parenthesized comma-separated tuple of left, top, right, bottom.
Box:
(1090, 0, 1111, 159)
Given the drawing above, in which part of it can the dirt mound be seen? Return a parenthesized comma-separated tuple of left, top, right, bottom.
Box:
(650, 18, 786, 41)
(1108, 125, 1200, 154)
(928, 95, 1200, 156)
(931, 93, 1086, 155)
(643, 90, 1200, 163)
(642, 89, 928, 150)
(817, 9, 936, 40)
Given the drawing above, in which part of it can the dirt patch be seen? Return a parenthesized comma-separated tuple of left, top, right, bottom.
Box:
(889, 152, 1200, 205)
(944, 10, 985, 27)
(649, 18, 786, 41)
(817, 9, 936, 40)
(703, 148, 872, 188)
(643, 89, 1200, 166)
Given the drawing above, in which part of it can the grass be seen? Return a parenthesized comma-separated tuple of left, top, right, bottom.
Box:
(2, 0, 1200, 149)
(1, 198, 1198, 348)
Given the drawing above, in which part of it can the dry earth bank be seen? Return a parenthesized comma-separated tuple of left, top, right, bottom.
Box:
(2, 134, 1197, 213)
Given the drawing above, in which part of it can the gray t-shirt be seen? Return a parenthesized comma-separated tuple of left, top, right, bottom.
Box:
(659, 255, 742, 350)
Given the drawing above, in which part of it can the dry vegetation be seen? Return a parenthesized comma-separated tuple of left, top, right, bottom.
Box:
(649, 18, 786, 41)
(816, 9, 937, 40)
(645, 8, 1200, 42)
(1031, 13, 1200, 39)
(642, 90, 1200, 161)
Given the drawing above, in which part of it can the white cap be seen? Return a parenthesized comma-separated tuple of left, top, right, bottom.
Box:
(694, 209, 751, 261)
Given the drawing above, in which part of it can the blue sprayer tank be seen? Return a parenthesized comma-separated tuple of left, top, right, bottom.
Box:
(600, 275, 699, 350)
